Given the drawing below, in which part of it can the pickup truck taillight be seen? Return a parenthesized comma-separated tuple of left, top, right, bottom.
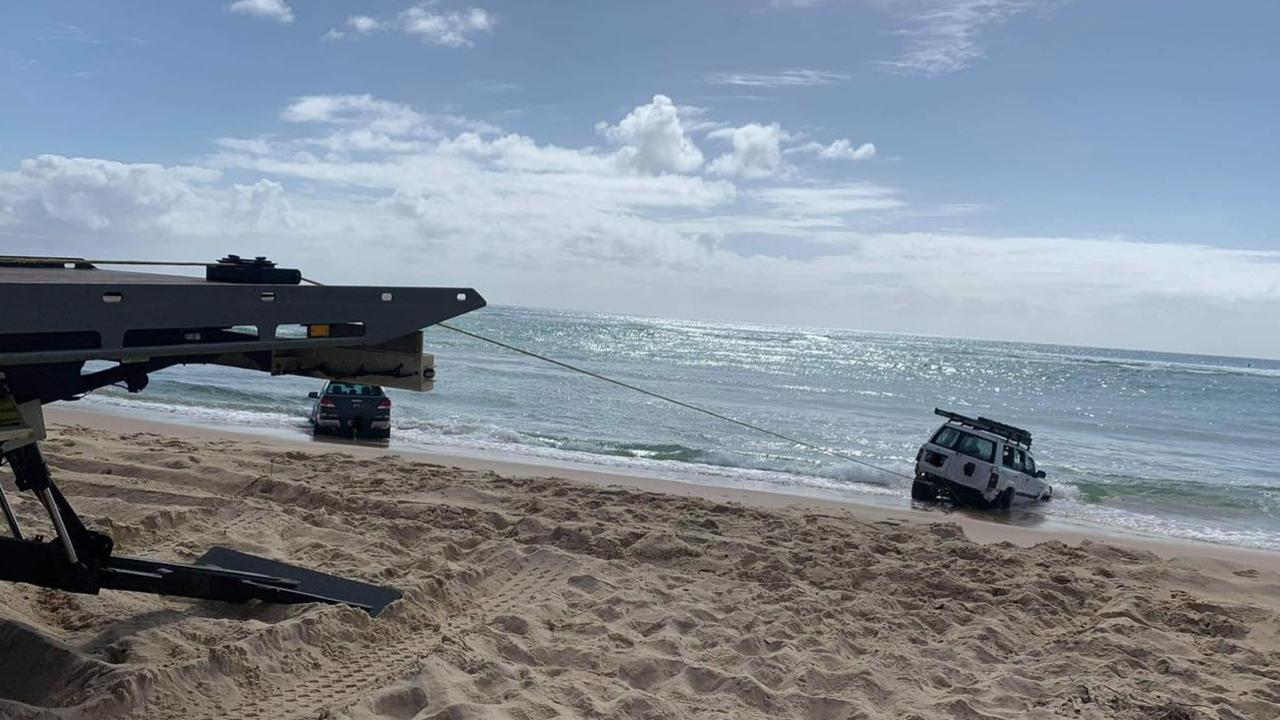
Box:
(378, 398, 392, 410)
(319, 398, 336, 408)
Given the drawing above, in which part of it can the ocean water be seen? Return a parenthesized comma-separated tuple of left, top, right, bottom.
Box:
(79, 306, 1280, 550)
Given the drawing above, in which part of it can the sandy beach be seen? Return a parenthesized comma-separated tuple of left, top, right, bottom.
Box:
(1, 409, 1278, 719)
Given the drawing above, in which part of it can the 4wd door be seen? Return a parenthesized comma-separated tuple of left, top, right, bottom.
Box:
(1001, 446, 1033, 499)
(1015, 449, 1032, 498)
(1023, 452, 1044, 497)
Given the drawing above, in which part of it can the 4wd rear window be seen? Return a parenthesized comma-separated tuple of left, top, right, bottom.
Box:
(930, 426, 996, 463)
(324, 382, 384, 396)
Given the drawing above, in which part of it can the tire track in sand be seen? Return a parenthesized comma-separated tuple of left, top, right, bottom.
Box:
(188, 546, 578, 720)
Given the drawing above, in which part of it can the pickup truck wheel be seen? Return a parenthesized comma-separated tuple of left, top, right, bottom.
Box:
(911, 479, 938, 502)
(999, 488, 1014, 510)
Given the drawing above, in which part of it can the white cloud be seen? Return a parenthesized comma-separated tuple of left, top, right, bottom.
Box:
(281, 95, 430, 137)
(348, 15, 383, 34)
(328, 5, 494, 48)
(674, 104, 727, 133)
(821, 139, 876, 160)
(771, 1, 1065, 75)
(400, 5, 493, 47)
(706, 123, 792, 179)
(597, 95, 705, 175)
(214, 137, 273, 155)
(754, 183, 905, 216)
(789, 139, 877, 160)
(227, 0, 294, 24)
(231, 179, 295, 229)
(845, 234, 1280, 312)
(0, 155, 289, 238)
(705, 69, 849, 87)
(320, 15, 383, 41)
(872, 0, 1061, 75)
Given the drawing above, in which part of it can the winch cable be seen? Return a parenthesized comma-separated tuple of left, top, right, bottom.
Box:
(433, 321, 913, 482)
(75, 262, 913, 482)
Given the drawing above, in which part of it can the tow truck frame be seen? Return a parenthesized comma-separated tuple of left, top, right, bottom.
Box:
(0, 255, 486, 615)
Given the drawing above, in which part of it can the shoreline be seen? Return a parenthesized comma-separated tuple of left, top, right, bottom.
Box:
(46, 406, 1280, 571)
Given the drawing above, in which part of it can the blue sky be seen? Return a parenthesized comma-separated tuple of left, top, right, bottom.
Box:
(2, 1, 1278, 357)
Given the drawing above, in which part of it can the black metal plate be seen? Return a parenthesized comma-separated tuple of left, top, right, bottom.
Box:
(196, 546, 402, 616)
(0, 264, 486, 365)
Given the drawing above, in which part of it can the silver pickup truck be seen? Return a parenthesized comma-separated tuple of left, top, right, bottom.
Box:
(307, 381, 392, 439)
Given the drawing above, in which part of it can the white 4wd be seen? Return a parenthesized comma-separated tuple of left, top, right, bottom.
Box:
(912, 409, 1051, 509)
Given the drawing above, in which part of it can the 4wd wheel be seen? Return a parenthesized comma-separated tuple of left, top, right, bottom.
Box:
(911, 479, 938, 502)
(998, 487, 1014, 510)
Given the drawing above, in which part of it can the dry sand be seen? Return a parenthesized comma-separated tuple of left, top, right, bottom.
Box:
(1, 412, 1278, 719)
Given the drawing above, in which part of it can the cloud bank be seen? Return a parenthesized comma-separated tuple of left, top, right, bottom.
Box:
(0, 92, 1274, 357)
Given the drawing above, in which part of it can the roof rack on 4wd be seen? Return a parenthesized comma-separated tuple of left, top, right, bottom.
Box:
(934, 408, 1033, 447)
